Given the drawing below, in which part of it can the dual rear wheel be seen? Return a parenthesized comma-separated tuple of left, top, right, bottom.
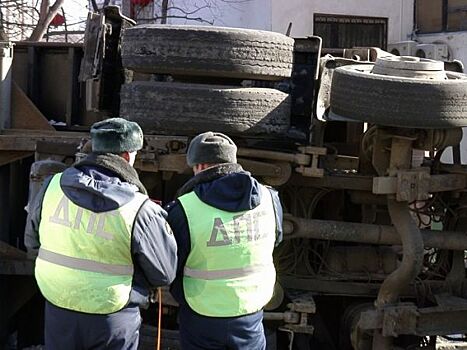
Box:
(120, 25, 294, 136)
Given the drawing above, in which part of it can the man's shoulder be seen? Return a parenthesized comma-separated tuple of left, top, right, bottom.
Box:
(138, 197, 167, 216)
(133, 198, 175, 239)
(164, 199, 184, 217)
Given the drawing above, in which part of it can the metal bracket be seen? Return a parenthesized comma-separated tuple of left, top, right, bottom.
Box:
(358, 300, 467, 337)
(373, 170, 466, 202)
(343, 47, 394, 62)
(296, 146, 327, 178)
(280, 293, 316, 334)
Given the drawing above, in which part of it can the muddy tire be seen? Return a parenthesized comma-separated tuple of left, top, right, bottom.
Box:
(121, 25, 294, 81)
(330, 65, 467, 128)
(120, 82, 291, 135)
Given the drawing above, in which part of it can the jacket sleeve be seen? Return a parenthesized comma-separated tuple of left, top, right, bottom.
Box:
(267, 187, 283, 246)
(131, 200, 178, 287)
(165, 200, 190, 306)
(24, 176, 53, 257)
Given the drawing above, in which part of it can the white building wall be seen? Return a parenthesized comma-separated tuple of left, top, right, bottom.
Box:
(167, 0, 272, 30)
(167, 0, 414, 41)
(271, 0, 414, 41)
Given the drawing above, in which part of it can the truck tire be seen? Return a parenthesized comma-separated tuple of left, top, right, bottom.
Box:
(330, 65, 467, 128)
(120, 82, 291, 135)
(121, 25, 294, 81)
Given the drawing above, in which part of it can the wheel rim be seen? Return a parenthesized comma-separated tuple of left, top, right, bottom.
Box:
(372, 56, 447, 80)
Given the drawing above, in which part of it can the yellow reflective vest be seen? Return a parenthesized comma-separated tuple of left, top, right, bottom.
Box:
(179, 186, 277, 317)
(35, 173, 148, 314)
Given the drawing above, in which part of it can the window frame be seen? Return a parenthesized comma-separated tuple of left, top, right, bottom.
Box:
(416, 0, 467, 34)
(313, 13, 388, 50)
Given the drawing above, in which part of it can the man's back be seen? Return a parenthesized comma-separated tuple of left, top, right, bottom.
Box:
(167, 133, 283, 350)
(25, 118, 178, 350)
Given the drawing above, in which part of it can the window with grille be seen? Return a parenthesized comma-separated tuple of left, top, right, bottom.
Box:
(313, 14, 388, 50)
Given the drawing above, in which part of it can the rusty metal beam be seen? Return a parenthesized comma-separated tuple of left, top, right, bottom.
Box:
(135, 154, 292, 185)
(279, 276, 381, 296)
(284, 216, 467, 251)
(359, 300, 467, 337)
(373, 173, 466, 198)
(237, 147, 310, 165)
(278, 276, 450, 298)
(323, 154, 359, 171)
(290, 173, 373, 191)
(239, 159, 291, 185)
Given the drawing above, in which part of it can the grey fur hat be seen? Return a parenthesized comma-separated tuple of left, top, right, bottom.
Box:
(187, 131, 237, 167)
(91, 118, 144, 153)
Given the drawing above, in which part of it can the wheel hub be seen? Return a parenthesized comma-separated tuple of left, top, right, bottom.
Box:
(372, 56, 447, 80)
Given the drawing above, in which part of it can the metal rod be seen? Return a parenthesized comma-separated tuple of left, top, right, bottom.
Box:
(372, 198, 424, 349)
(263, 312, 286, 321)
(284, 216, 467, 251)
(0, 42, 13, 129)
(375, 199, 424, 307)
(372, 137, 424, 350)
(237, 148, 310, 165)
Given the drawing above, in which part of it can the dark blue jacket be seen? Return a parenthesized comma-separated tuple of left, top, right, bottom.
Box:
(25, 161, 178, 309)
(165, 163, 283, 310)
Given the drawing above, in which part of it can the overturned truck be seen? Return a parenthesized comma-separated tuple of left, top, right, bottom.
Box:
(2, 6, 467, 350)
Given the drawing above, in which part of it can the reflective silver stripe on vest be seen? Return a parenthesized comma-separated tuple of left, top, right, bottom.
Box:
(38, 248, 133, 276)
(184, 264, 270, 280)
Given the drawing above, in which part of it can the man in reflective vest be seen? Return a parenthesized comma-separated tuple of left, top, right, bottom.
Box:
(25, 118, 178, 349)
(166, 131, 283, 350)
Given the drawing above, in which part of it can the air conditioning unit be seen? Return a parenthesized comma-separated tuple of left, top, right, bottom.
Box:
(414, 44, 449, 61)
(387, 41, 418, 56)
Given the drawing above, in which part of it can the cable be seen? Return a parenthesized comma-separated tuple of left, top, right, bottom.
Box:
(156, 287, 162, 350)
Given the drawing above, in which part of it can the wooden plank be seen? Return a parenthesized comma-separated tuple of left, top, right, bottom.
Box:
(0, 137, 37, 151)
(0, 151, 33, 166)
(0, 259, 34, 275)
(0, 135, 85, 151)
(2, 128, 87, 137)
(11, 81, 55, 131)
(0, 241, 27, 259)
(7, 277, 37, 318)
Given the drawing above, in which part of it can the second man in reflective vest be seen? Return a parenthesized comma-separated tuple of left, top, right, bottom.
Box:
(166, 131, 283, 350)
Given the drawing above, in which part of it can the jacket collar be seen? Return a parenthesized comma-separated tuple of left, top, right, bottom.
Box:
(74, 152, 148, 195)
(177, 163, 244, 197)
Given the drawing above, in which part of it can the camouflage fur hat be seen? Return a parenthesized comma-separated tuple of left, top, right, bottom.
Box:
(91, 118, 143, 153)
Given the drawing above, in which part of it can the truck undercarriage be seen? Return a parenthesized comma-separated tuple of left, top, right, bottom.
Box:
(1, 7, 467, 350)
